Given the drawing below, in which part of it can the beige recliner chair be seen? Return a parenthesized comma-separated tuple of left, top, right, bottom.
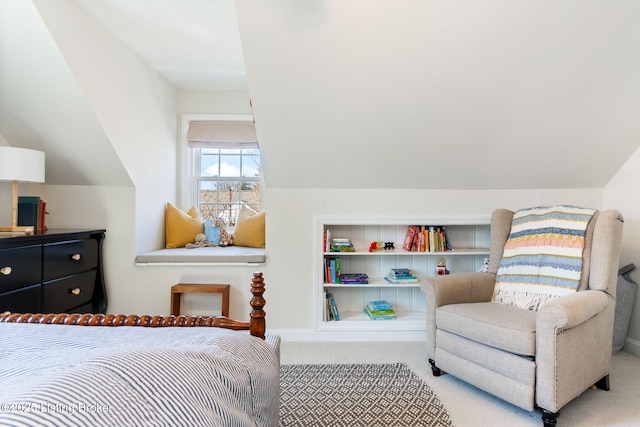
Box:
(420, 207, 623, 427)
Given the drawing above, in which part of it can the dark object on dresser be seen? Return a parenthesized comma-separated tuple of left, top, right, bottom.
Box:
(0, 229, 106, 314)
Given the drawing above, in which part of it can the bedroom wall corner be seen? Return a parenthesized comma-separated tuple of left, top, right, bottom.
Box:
(605, 144, 640, 356)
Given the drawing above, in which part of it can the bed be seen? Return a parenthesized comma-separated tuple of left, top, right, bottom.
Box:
(0, 272, 279, 427)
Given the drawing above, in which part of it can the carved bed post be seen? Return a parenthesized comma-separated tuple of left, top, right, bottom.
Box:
(249, 272, 266, 339)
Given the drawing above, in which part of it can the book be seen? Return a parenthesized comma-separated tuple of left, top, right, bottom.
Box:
(38, 199, 47, 231)
(402, 225, 418, 251)
(325, 294, 332, 320)
(326, 257, 341, 283)
(367, 300, 392, 311)
(324, 229, 330, 252)
(364, 313, 395, 320)
(390, 268, 414, 276)
(339, 273, 369, 284)
(330, 238, 355, 252)
(411, 228, 420, 251)
(384, 275, 419, 284)
(364, 304, 396, 320)
(387, 270, 418, 280)
(365, 306, 396, 317)
(442, 227, 452, 251)
(17, 196, 40, 227)
(327, 293, 340, 321)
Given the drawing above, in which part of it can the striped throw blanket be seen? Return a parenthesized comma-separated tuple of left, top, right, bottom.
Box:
(492, 205, 596, 311)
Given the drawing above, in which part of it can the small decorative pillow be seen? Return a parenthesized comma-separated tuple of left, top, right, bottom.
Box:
(233, 205, 265, 248)
(204, 219, 221, 246)
(493, 205, 596, 310)
(165, 202, 203, 248)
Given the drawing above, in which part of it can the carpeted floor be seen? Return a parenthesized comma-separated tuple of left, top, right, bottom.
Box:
(280, 341, 640, 427)
(279, 363, 452, 427)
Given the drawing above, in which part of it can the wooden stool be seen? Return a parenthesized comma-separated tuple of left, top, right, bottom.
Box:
(170, 284, 230, 317)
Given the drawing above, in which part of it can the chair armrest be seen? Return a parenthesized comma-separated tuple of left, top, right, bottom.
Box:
(420, 272, 495, 307)
(420, 272, 495, 361)
(535, 290, 613, 412)
(537, 290, 608, 331)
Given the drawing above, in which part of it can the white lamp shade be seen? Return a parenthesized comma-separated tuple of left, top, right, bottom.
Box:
(0, 147, 45, 183)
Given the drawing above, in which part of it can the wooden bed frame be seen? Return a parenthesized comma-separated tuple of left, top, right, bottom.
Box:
(0, 272, 267, 339)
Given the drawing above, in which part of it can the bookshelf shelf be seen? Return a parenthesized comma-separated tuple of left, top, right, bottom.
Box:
(316, 215, 491, 334)
(324, 281, 422, 288)
(323, 248, 488, 256)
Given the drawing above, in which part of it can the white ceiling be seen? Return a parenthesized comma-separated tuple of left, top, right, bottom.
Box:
(75, 0, 247, 90)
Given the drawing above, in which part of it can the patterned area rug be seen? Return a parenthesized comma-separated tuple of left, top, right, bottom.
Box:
(279, 363, 453, 427)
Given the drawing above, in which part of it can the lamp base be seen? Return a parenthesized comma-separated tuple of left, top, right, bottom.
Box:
(0, 225, 34, 233)
(2, 181, 36, 234)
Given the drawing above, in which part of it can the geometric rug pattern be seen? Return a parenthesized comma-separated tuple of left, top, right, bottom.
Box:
(280, 363, 453, 427)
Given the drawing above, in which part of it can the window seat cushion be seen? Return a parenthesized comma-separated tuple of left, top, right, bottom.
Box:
(135, 246, 266, 265)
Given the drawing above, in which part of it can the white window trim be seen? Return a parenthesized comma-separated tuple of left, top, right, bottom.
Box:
(178, 113, 257, 211)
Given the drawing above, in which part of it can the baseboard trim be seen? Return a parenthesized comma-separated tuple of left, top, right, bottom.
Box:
(270, 328, 425, 342)
(623, 337, 640, 357)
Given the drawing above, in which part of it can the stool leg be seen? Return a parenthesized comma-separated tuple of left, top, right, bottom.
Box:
(170, 292, 181, 316)
(221, 289, 230, 317)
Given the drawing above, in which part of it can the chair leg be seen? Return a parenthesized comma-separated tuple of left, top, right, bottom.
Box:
(540, 408, 559, 427)
(538, 376, 608, 427)
(428, 358, 442, 377)
(594, 374, 610, 391)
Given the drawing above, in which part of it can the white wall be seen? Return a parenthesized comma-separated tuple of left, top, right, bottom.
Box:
(34, 0, 177, 254)
(605, 145, 640, 355)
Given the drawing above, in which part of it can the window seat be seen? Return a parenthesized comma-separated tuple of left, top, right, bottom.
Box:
(135, 246, 266, 266)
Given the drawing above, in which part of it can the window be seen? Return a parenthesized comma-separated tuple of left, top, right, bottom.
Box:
(194, 146, 260, 226)
(181, 114, 261, 227)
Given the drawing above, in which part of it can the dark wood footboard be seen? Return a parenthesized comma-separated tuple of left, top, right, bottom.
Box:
(0, 272, 267, 339)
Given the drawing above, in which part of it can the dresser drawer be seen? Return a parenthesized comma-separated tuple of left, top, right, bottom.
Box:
(42, 270, 96, 313)
(0, 245, 42, 294)
(0, 284, 41, 313)
(43, 239, 98, 281)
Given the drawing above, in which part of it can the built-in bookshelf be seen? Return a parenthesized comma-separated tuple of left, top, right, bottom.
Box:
(316, 216, 491, 334)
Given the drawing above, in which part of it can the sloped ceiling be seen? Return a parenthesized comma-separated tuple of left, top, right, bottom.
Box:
(1, 0, 639, 190)
(236, 0, 640, 189)
(73, 0, 247, 91)
(0, 0, 131, 186)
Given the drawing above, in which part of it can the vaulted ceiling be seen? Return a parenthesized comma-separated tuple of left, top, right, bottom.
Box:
(1, 0, 639, 189)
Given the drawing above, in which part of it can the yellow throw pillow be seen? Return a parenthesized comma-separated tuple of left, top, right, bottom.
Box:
(165, 202, 203, 248)
(233, 205, 265, 248)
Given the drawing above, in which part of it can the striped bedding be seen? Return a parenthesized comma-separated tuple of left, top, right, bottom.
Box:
(0, 323, 280, 427)
(493, 205, 596, 311)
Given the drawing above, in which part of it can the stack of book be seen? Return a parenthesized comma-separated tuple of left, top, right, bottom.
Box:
(384, 268, 419, 284)
(324, 257, 341, 283)
(339, 273, 369, 284)
(325, 292, 340, 321)
(402, 225, 452, 252)
(364, 300, 396, 320)
(330, 238, 355, 252)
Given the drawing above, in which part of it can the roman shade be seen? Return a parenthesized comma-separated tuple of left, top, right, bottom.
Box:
(187, 120, 258, 149)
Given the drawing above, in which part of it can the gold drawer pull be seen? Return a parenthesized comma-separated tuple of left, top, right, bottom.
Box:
(1, 266, 12, 275)
(71, 254, 81, 261)
(69, 288, 81, 295)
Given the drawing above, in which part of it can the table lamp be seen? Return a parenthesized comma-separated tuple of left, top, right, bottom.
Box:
(0, 147, 46, 232)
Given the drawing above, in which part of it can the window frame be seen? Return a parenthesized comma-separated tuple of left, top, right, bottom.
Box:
(179, 113, 262, 223)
